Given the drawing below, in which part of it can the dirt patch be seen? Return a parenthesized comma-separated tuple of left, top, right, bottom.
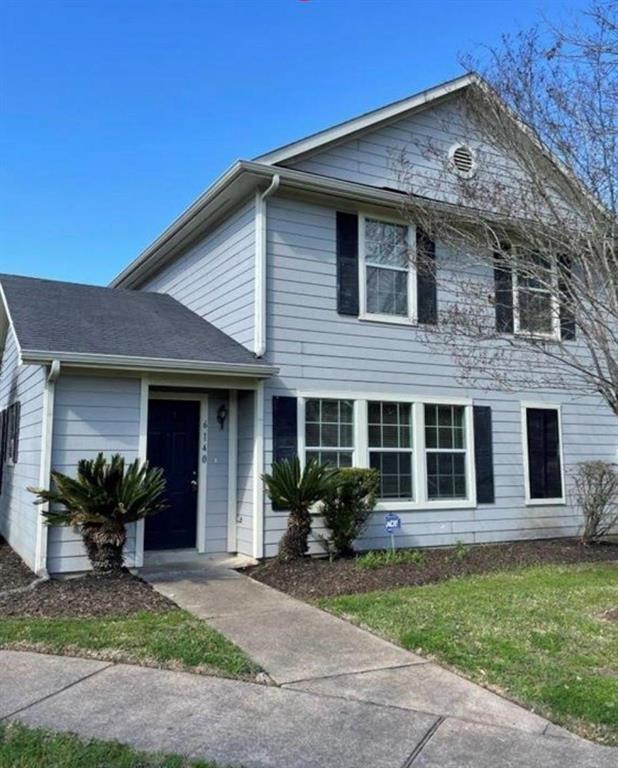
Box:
(246, 539, 618, 599)
(0, 538, 37, 592)
(0, 571, 176, 618)
(601, 607, 618, 623)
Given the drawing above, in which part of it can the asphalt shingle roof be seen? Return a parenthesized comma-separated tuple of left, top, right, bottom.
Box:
(0, 273, 267, 369)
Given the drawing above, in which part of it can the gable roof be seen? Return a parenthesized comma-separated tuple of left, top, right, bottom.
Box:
(254, 73, 476, 166)
(0, 273, 274, 376)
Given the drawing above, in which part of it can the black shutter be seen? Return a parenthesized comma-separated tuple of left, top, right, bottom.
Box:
(273, 396, 298, 464)
(11, 402, 20, 464)
(417, 230, 437, 325)
(336, 212, 359, 316)
(473, 406, 495, 503)
(494, 252, 514, 333)
(526, 408, 563, 499)
(558, 256, 576, 340)
(0, 410, 5, 495)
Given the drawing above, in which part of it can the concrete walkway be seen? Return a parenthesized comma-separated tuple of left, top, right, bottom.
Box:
(1, 649, 616, 768)
(135, 561, 617, 765)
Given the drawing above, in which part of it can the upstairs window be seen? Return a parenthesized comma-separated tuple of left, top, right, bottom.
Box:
(360, 216, 415, 321)
(305, 398, 354, 468)
(513, 253, 560, 338)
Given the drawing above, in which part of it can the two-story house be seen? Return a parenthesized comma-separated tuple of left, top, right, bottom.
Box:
(2, 73, 615, 575)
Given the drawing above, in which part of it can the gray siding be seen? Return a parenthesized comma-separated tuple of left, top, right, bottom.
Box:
(289, 95, 526, 207)
(141, 199, 256, 350)
(47, 374, 141, 574)
(0, 327, 46, 571)
(203, 391, 229, 554)
(262, 194, 618, 556)
(236, 390, 254, 557)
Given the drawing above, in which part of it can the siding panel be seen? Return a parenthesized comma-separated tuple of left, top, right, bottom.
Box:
(142, 199, 256, 350)
(0, 328, 46, 571)
(262, 195, 618, 556)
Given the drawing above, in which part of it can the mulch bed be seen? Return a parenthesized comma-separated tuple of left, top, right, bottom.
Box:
(0, 537, 37, 592)
(0, 537, 175, 618)
(0, 572, 176, 618)
(246, 538, 618, 599)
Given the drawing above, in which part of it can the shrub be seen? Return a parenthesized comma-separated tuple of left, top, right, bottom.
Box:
(572, 461, 618, 544)
(29, 453, 167, 575)
(262, 457, 337, 562)
(319, 468, 379, 557)
(356, 548, 425, 569)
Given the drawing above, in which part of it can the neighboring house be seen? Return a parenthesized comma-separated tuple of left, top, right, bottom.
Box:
(1, 74, 615, 575)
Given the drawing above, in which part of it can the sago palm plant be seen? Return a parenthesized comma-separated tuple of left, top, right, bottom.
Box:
(29, 453, 168, 575)
(262, 457, 337, 562)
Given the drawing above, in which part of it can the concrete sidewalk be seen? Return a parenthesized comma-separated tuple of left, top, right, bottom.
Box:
(141, 563, 557, 733)
(1, 650, 616, 768)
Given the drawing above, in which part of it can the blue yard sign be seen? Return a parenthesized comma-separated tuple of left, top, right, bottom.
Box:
(384, 512, 401, 533)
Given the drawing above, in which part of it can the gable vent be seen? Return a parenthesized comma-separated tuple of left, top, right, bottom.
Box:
(449, 144, 476, 178)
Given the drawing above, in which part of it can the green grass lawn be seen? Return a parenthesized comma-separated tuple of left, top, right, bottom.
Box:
(322, 562, 618, 745)
(0, 722, 235, 768)
(0, 610, 259, 679)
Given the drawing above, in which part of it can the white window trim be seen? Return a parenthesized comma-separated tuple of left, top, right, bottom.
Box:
(521, 401, 566, 506)
(512, 255, 561, 341)
(297, 392, 476, 511)
(358, 212, 417, 326)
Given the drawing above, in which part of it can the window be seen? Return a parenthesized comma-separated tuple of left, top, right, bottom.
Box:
(305, 398, 354, 468)
(425, 404, 467, 500)
(514, 253, 559, 338)
(368, 401, 413, 499)
(524, 406, 564, 502)
(298, 396, 474, 508)
(361, 217, 414, 320)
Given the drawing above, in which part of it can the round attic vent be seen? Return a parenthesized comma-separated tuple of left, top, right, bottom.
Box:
(448, 143, 476, 178)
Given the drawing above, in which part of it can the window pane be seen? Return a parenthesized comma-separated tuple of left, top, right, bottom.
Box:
(518, 289, 553, 334)
(425, 405, 466, 450)
(368, 402, 413, 449)
(367, 267, 408, 316)
(305, 399, 354, 465)
(305, 423, 319, 447)
(426, 451, 467, 500)
(370, 451, 413, 499)
(365, 219, 408, 268)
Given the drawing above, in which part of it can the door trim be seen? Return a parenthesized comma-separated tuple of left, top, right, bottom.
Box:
(143, 390, 209, 555)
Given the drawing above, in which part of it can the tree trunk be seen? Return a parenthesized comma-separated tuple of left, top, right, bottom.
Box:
(278, 508, 312, 562)
(81, 523, 126, 575)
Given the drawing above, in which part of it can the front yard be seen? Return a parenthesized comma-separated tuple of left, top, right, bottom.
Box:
(0, 539, 259, 680)
(0, 722, 225, 768)
(322, 562, 618, 745)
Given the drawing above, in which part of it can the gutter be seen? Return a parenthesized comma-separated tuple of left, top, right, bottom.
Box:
(20, 349, 278, 378)
(34, 359, 61, 577)
(254, 174, 280, 358)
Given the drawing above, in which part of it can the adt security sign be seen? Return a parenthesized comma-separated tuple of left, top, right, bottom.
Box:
(384, 513, 401, 534)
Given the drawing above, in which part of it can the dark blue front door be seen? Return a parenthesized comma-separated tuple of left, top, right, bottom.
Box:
(145, 399, 199, 550)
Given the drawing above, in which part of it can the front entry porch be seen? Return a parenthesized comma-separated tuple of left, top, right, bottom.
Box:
(133, 378, 264, 568)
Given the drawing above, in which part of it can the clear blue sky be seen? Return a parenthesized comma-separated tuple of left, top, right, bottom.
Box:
(1, 0, 586, 285)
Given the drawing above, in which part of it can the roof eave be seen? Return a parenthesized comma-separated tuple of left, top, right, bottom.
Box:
(19, 349, 277, 378)
(254, 73, 477, 165)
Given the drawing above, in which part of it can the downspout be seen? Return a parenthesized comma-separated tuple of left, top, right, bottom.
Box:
(254, 174, 280, 358)
(34, 359, 60, 577)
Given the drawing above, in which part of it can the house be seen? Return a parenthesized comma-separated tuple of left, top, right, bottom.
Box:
(1, 73, 615, 575)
